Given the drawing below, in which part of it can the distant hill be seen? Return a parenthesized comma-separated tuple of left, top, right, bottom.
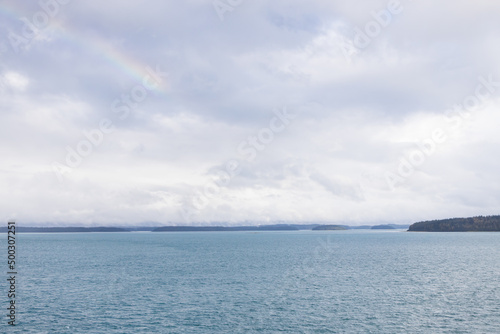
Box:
(0, 227, 128, 233)
(408, 216, 500, 232)
(370, 224, 409, 230)
(371, 224, 395, 230)
(348, 225, 373, 229)
(152, 224, 300, 232)
(0, 222, 414, 233)
(312, 225, 347, 231)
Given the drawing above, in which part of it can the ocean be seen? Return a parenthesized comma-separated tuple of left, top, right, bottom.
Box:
(4, 230, 500, 333)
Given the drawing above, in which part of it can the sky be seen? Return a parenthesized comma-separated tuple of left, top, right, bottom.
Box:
(1, 0, 500, 226)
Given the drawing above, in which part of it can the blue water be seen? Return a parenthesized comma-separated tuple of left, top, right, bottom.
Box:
(4, 231, 500, 333)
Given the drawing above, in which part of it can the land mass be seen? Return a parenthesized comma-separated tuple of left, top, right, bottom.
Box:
(0, 223, 411, 233)
(0, 227, 128, 233)
(371, 224, 395, 230)
(408, 215, 500, 232)
(312, 225, 347, 231)
(152, 224, 304, 232)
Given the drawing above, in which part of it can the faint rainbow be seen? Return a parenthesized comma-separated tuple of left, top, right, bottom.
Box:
(0, 3, 168, 95)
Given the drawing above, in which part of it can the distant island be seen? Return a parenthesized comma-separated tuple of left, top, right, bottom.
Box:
(371, 224, 395, 230)
(152, 224, 302, 232)
(0, 223, 411, 233)
(359, 224, 409, 230)
(312, 225, 347, 231)
(408, 215, 500, 232)
(0, 227, 128, 233)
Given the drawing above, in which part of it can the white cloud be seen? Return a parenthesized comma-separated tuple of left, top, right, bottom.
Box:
(0, 0, 499, 225)
(3, 71, 29, 91)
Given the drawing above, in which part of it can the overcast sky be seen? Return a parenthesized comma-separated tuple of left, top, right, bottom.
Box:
(1, 0, 499, 226)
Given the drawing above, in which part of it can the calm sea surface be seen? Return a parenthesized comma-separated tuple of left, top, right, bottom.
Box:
(4, 231, 500, 333)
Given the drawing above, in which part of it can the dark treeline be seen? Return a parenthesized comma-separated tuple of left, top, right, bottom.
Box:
(408, 215, 500, 232)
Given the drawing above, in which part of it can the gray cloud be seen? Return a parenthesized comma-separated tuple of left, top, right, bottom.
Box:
(1, 0, 499, 225)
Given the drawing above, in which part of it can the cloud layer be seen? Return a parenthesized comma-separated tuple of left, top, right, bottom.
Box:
(1, 0, 500, 225)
